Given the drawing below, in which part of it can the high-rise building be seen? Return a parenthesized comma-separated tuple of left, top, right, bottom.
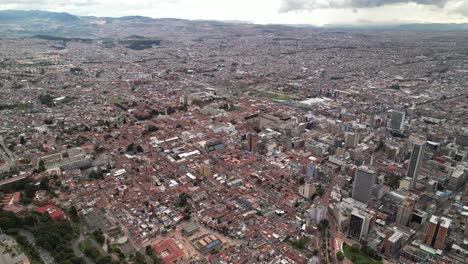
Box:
(307, 204, 327, 224)
(407, 136, 426, 189)
(345, 132, 360, 148)
(383, 230, 404, 256)
(455, 129, 468, 148)
(199, 163, 212, 177)
(347, 209, 373, 241)
(352, 166, 376, 204)
(410, 209, 428, 226)
(396, 195, 417, 227)
(424, 215, 451, 250)
(390, 110, 405, 132)
(306, 163, 318, 181)
(246, 133, 258, 152)
(299, 183, 316, 199)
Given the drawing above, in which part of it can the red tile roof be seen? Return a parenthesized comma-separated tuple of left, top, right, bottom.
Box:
(36, 205, 68, 222)
(151, 238, 184, 264)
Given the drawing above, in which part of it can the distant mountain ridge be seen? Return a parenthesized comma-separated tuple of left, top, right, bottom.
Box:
(0, 10, 79, 22)
(0, 9, 467, 38)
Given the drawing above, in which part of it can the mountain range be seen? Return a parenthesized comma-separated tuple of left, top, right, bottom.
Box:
(0, 10, 467, 38)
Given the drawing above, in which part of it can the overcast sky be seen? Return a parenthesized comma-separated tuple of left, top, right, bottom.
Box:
(1, 0, 467, 25)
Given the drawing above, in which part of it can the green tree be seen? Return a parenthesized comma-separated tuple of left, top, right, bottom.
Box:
(318, 219, 329, 232)
(176, 193, 190, 207)
(350, 244, 360, 253)
(136, 145, 144, 152)
(336, 251, 345, 262)
(69, 206, 79, 222)
(92, 229, 105, 245)
(39, 178, 50, 190)
(133, 252, 146, 264)
(38, 160, 46, 172)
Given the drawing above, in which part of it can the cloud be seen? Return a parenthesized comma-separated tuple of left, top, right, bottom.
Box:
(0, 0, 96, 6)
(279, 0, 449, 12)
(447, 0, 468, 16)
(0, 0, 467, 24)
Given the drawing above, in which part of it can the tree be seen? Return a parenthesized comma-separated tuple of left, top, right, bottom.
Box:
(134, 252, 146, 264)
(37, 160, 46, 172)
(39, 178, 50, 190)
(44, 118, 54, 125)
(19, 136, 26, 145)
(336, 251, 345, 262)
(176, 193, 189, 207)
(69, 206, 79, 222)
(221, 226, 229, 236)
(126, 143, 135, 152)
(298, 177, 305, 185)
(166, 107, 176, 115)
(92, 229, 105, 245)
(318, 219, 329, 232)
(136, 145, 144, 152)
(183, 208, 191, 220)
(39, 94, 54, 107)
(316, 185, 325, 197)
(84, 246, 100, 259)
(89, 169, 104, 180)
(96, 256, 113, 264)
(350, 244, 360, 253)
(7, 142, 16, 152)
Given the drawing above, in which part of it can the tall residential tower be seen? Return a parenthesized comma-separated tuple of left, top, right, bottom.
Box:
(352, 166, 376, 204)
(407, 136, 426, 189)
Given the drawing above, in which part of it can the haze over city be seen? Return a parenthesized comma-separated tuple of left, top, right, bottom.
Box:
(0, 1, 467, 264)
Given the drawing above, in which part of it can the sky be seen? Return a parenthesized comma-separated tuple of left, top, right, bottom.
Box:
(1, 0, 468, 25)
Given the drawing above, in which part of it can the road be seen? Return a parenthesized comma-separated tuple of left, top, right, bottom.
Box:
(17, 229, 56, 264)
(320, 169, 339, 264)
(0, 174, 29, 186)
(71, 229, 94, 264)
(0, 135, 15, 173)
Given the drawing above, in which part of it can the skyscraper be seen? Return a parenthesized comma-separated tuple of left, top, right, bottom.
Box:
(352, 166, 376, 204)
(306, 163, 318, 181)
(247, 133, 258, 152)
(383, 230, 404, 256)
(347, 209, 373, 241)
(345, 132, 360, 148)
(396, 195, 417, 227)
(199, 163, 211, 177)
(424, 215, 451, 250)
(407, 136, 426, 189)
(307, 204, 327, 224)
(390, 110, 405, 132)
(298, 183, 316, 199)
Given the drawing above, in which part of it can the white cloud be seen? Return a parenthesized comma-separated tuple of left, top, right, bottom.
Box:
(279, 0, 449, 12)
(0, 0, 467, 25)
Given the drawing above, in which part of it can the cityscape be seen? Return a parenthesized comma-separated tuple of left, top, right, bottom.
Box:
(0, 4, 467, 264)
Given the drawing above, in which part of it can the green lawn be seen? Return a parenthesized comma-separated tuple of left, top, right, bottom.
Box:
(16, 103, 31, 110)
(343, 244, 382, 264)
(79, 239, 91, 252)
(255, 91, 292, 101)
(106, 97, 123, 104)
(289, 237, 310, 250)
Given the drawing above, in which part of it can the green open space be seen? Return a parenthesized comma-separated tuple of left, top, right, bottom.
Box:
(343, 243, 382, 264)
(253, 91, 292, 101)
(106, 97, 123, 104)
(16, 103, 32, 110)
